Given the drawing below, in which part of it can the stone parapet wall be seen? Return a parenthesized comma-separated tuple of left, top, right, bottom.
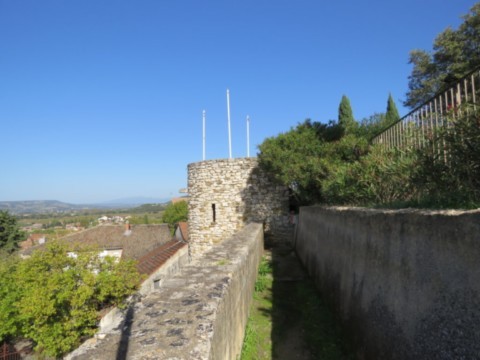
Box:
(67, 223, 264, 360)
(69, 243, 190, 345)
(295, 206, 480, 359)
(188, 157, 289, 257)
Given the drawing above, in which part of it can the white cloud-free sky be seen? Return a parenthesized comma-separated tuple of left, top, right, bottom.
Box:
(0, 0, 475, 203)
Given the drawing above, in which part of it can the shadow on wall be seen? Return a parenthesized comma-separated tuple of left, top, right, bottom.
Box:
(239, 163, 291, 246)
(295, 207, 480, 359)
(270, 246, 354, 359)
(239, 163, 354, 359)
(115, 305, 135, 360)
(244, 239, 354, 359)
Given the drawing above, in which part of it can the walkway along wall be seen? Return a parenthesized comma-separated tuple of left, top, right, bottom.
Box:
(188, 158, 290, 257)
(67, 223, 264, 360)
(295, 206, 480, 360)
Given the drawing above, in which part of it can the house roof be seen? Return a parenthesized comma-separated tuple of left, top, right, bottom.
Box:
(19, 239, 35, 250)
(171, 197, 189, 204)
(176, 221, 189, 241)
(22, 224, 172, 260)
(136, 239, 187, 276)
(29, 233, 46, 241)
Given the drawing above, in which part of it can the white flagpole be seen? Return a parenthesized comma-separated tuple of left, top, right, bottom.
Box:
(202, 110, 206, 161)
(227, 89, 232, 159)
(246, 115, 250, 157)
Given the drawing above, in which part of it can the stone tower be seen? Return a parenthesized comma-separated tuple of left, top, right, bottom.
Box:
(187, 157, 290, 257)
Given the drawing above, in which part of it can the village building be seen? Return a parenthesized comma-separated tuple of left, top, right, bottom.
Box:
(21, 224, 188, 294)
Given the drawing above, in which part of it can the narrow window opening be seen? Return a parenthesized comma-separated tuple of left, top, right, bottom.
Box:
(212, 203, 216, 223)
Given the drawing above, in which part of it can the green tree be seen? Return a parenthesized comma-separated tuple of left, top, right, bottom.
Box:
(0, 253, 21, 342)
(96, 255, 142, 307)
(357, 113, 387, 139)
(304, 118, 344, 142)
(385, 93, 400, 125)
(258, 118, 373, 205)
(0, 241, 140, 357)
(161, 201, 188, 233)
(0, 211, 26, 253)
(78, 216, 95, 228)
(258, 123, 326, 205)
(405, 3, 480, 108)
(338, 95, 356, 133)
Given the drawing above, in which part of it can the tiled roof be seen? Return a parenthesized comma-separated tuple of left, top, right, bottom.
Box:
(178, 221, 189, 241)
(177, 221, 189, 241)
(171, 197, 189, 204)
(19, 239, 35, 250)
(29, 233, 46, 241)
(136, 239, 187, 276)
(22, 224, 172, 260)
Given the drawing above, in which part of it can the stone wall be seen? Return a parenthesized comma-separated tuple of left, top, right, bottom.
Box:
(295, 206, 480, 359)
(188, 157, 290, 257)
(138, 244, 189, 296)
(67, 223, 264, 360)
(79, 244, 189, 339)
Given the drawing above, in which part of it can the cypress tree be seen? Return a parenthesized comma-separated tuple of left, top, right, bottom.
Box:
(385, 93, 400, 125)
(338, 95, 355, 132)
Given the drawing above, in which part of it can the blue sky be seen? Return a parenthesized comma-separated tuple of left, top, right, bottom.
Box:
(0, 0, 475, 203)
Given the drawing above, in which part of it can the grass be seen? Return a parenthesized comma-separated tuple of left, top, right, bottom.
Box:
(241, 257, 274, 360)
(241, 252, 352, 360)
(294, 281, 352, 359)
(254, 257, 272, 292)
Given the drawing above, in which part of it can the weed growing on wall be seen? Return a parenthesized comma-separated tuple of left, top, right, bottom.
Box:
(255, 258, 272, 292)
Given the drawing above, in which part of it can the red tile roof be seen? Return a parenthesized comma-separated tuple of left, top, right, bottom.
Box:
(171, 197, 189, 204)
(29, 233, 46, 241)
(177, 221, 189, 241)
(136, 239, 187, 276)
(22, 224, 172, 260)
(19, 239, 35, 250)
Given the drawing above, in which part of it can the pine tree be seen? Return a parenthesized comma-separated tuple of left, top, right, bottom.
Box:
(338, 95, 355, 132)
(385, 93, 400, 125)
(0, 211, 25, 253)
(405, 3, 480, 108)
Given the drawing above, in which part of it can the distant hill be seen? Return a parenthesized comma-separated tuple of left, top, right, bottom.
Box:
(0, 200, 88, 214)
(0, 198, 171, 215)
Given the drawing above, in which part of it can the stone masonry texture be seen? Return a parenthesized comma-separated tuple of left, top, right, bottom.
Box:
(295, 206, 480, 360)
(188, 157, 290, 258)
(66, 223, 264, 360)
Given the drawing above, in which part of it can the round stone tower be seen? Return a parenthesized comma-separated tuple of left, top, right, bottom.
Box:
(187, 157, 290, 257)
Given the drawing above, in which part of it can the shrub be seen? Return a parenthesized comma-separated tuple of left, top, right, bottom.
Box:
(323, 146, 418, 206)
(413, 107, 480, 208)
